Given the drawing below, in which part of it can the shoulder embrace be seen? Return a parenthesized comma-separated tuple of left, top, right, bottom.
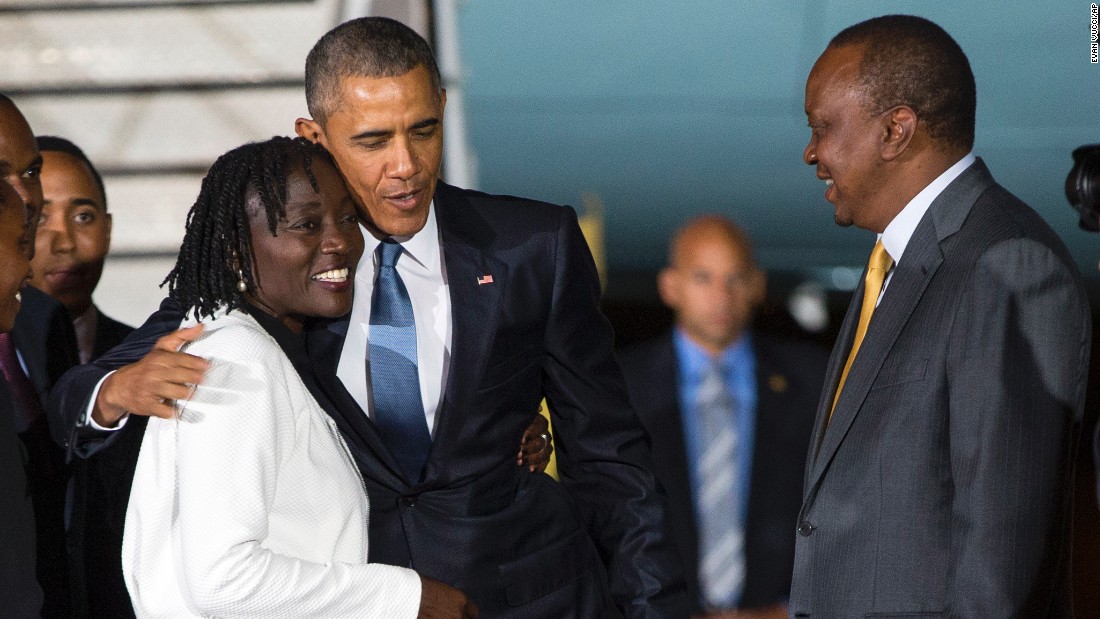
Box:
(181, 311, 280, 363)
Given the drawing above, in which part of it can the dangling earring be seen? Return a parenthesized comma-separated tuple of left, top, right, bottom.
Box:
(236, 269, 247, 293)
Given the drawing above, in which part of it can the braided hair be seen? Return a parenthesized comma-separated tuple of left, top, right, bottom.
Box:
(163, 136, 335, 320)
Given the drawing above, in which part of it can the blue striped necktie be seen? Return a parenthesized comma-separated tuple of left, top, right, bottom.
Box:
(369, 239, 432, 483)
(696, 360, 745, 609)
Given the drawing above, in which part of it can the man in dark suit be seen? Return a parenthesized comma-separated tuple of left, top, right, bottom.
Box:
(7, 285, 76, 619)
(618, 216, 826, 619)
(0, 176, 42, 619)
(29, 134, 138, 618)
(50, 17, 687, 618)
(32, 136, 132, 364)
(791, 15, 1090, 617)
(0, 94, 80, 619)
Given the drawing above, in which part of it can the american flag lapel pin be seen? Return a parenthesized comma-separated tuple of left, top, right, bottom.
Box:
(477, 274, 494, 285)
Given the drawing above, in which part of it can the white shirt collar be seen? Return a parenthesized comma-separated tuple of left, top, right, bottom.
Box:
(880, 153, 975, 264)
(361, 200, 440, 272)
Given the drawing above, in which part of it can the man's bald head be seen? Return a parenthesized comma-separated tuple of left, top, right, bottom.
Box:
(659, 215, 765, 355)
(667, 214, 757, 270)
(0, 95, 42, 258)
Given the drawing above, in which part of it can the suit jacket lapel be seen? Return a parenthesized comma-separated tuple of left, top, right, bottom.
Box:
(421, 184, 507, 483)
(806, 225, 943, 490)
(646, 336, 688, 477)
(303, 317, 407, 487)
(747, 338, 787, 561)
(805, 158, 995, 494)
(642, 335, 698, 587)
(806, 278, 861, 484)
(12, 286, 74, 397)
(752, 339, 785, 468)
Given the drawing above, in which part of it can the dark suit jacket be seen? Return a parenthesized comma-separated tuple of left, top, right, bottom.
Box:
(617, 331, 825, 613)
(0, 376, 43, 618)
(66, 308, 138, 619)
(789, 159, 1091, 618)
(91, 311, 135, 362)
(49, 182, 688, 619)
(12, 285, 78, 619)
(13, 286, 78, 405)
(49, 304, 180, 454)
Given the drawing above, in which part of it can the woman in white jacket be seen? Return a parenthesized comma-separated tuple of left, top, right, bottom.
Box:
(122, 138, 551, 617)
(122, 136, 428, 617)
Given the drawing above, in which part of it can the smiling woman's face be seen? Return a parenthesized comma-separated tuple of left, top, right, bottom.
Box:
(244, 157, 364, 334)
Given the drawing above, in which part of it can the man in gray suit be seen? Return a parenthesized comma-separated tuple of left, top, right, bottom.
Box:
(791, 15, 1090, 617)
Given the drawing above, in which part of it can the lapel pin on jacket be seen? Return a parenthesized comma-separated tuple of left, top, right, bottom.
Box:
(768, 373, 789, 394)
(477, 274, 494, 285)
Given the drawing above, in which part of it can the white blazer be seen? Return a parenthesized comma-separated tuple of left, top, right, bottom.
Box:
(122, 311, 421, 618)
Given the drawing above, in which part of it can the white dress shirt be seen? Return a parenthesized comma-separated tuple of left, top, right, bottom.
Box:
(122, 311, 421, 618)
(877, 152, 976, 301)
(337, 202, 452, 435)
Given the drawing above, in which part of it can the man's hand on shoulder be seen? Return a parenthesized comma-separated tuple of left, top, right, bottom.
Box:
(418, 576, 478, 618)
(92, 324, 208, 426)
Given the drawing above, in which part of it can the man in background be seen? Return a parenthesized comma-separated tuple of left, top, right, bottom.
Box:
(793, 15, 1089, 616)
(0, 94, 79, 618)
(31, 135, 137, 618)
(618, 215, 827, 618)
(32, 136, 132, 364)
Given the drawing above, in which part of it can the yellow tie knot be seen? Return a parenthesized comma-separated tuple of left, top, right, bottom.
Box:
(868, 239, 894, 279)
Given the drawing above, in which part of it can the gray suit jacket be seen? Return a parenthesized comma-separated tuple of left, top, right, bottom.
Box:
(789, 159, 1091, 618)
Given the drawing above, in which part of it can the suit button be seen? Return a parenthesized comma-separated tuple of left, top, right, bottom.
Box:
(402, 496, 417, 507)
(797, 521, 815, 536)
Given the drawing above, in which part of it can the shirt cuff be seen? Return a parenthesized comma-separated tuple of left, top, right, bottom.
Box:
(81, 370, 129, 431)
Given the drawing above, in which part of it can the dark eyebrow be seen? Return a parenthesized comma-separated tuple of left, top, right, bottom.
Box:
(349, 128, 393, 142)
(71, 197, 105, 210)
(411, 118, 440, 131)
(282, 199, 324, 216)
(348, 117, 440, 142)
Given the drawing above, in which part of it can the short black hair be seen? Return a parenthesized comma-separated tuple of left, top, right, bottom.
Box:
(305, 16, 441, 125)
(36, 136, 107, 209)
(163, 136, 334, 320)
(830, 15, 976, 151)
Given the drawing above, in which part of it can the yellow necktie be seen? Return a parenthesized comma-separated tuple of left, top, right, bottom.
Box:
(830, 240, 893, 419)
